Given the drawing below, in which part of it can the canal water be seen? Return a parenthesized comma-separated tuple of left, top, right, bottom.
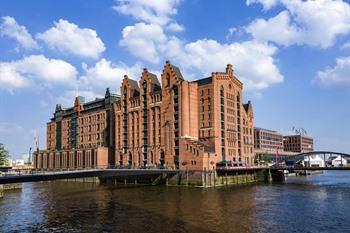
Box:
(1, 171, 350, 233)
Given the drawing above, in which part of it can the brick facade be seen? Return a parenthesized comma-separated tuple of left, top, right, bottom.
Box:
(254, 127, 284, 151)
(283, 135, 314, 153)
(33, 61, 254, 170)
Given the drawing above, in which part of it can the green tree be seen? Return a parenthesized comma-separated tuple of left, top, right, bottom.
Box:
(0, 143, 9, 166)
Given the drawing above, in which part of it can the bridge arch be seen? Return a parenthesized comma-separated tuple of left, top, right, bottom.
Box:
(284, 151, 350, 168)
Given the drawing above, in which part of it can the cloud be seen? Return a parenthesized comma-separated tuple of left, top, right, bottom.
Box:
(113, 0, 183, 31)
(246, 0, 350, 48)
(173, 39, 284, 90)
(314, 56, 350, 88)
(0, 55, 78, 92)
(56, 60, 148, 106)
(245, 11, 300, 46)
(116, 0, 284, 90)
(246, 0, 279, 10)
(56, 89, 99, 108)
(120, 23, 168, 63)
(36, 19, 105, 59)
(167, 22, 184, 32)
(0, 16, 38, 49)
(226, 27, 237, 41)
(341, 41, 350, 50)
(119, 22, 283, 90)
(57, 58, 143, 107)
(0, 63, 31, 92)
(80, 58, 142, 94)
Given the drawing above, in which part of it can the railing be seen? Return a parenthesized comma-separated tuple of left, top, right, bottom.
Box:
(216, 166, 266, 171)
(0, 167, 105, 177)
(0, 165, 177, 177)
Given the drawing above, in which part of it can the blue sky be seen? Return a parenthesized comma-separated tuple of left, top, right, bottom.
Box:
(0, 0, 349, 159)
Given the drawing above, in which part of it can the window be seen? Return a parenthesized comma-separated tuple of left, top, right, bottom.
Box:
(166, 73, 170, 87)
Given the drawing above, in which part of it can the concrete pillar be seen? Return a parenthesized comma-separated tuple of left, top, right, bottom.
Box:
(270, 170, 285, 182)
(0, 173, 3, 198)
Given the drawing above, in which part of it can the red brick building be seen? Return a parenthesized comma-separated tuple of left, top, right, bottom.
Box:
(283, 135, 314, 153)
(34, 61, 254, 170)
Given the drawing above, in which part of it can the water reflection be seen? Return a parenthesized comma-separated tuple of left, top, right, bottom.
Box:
(1, 171, 350, 233)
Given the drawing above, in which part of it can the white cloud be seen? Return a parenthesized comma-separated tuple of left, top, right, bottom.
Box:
(246, 11, 300, 46)
(0, 63, 31, 92)
(172, 39, 284, 90)
(341, 41, 350, 50)
(246, 0, 279, 10)
(0, 16, 38, 49)
(0, 55, 78, 92)
(315, 56, 350, 88)
(117, 0, 284, 90)
(80, 58, 141, 94)
(226, 27, 237, 41)
(36, 19, 105, 59)
(167, 22, 184, 32)
(120, 26, 283, 89)
(119, 23, 167, 63)
(56, 89, 99, 108)
(113, 0, 183, 31)
(57, 59, 142, 106)
(246, 0, 350, 48)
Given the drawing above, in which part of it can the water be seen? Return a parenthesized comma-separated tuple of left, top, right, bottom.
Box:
(1, 171, 350, 233)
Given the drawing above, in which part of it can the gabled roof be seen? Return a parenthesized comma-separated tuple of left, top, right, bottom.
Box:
(193, 76, 212, 85)
(148, 72, 162, 91)
(128, 79, 139, 92)
(243, 101, 253, 113)
(172, 65, 184, 81)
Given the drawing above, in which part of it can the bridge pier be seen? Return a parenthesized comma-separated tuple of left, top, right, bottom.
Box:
(0, 173, 3, 198)
(263, 169, 285, 183)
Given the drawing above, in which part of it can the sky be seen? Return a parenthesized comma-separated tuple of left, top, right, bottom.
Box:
(0, 0, 349, 159)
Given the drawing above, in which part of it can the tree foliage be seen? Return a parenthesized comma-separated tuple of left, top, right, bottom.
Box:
(0, 143, 9, 166)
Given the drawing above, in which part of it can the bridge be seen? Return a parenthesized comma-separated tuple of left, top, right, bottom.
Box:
(0, 169, 179, 185)
(275, 151, 350, 169)
(1, 151, 349, 185)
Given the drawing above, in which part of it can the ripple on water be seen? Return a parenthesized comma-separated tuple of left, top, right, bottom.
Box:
(0, 171, 350, 233)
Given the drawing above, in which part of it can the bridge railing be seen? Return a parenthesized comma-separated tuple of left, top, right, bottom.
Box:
(0, 165, 177, 177)
(0, 167, 105, 177)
